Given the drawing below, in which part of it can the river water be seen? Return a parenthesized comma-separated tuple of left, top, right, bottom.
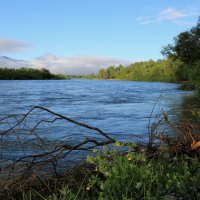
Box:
(0, 79, 195, 161)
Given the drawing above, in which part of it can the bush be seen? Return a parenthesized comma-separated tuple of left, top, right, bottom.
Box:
(86, 142, 200, 200)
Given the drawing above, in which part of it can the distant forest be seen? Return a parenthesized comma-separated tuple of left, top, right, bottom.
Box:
(97, 17, 200, 95)
(0, 67, 66, 80)
(97, 58, 180, 82)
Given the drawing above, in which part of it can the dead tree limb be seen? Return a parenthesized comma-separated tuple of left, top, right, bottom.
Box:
(0, 106, 116, 187)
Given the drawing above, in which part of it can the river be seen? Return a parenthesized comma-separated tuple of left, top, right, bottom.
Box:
(0, 79, 195, 161)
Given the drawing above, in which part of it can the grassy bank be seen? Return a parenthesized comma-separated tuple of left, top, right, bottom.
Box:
(0, 106, 199, 200)
(4, 116, 199, 200)
(21, 142, 199, 200)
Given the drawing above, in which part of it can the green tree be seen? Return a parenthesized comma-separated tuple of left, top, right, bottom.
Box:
(0, 67, 64, 80)
(98, 69, 107, 79)
(161, 17, 200, 64)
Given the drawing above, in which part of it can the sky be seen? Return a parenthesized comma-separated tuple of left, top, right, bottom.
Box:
(0, 0, 199, 75)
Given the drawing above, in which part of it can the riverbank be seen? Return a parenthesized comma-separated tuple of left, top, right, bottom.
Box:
(0, 81, 199, 199)
(5, 140, 200, 200)
(1, 110, 199, 200)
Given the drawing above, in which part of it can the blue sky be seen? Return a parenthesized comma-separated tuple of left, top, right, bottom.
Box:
(0, 0, 199, 74)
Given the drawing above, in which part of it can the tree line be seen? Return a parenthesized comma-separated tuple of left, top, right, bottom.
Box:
(97, 58, 180, 82)
(0, 67, 66, 80)
(97, 17, 200, 94)
(162, 17, 200, 94)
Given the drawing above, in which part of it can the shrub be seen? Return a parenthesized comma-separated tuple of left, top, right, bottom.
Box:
(86, 142, 200, 200)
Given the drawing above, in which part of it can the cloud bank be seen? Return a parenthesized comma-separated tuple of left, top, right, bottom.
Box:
(137, 7, 199, 25)
(30, 54, 130, 75)
(0, 38, 30, 53)
(0, 54, 130, 75)
(0, 56, 29, 67)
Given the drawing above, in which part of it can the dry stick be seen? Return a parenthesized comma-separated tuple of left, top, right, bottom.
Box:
(33, 106, 115, 141)
(148, 95, 162, 147)
(1, 106, 114, 142)
(30, 117, 63, 135)
(0, 106, 115, 183)
(0, 107, 36, 136)
(8, 136, 115, 185)
(14, 137, 114, 164)
(162, 112, 186, 139)
(0, 114, 25, 122)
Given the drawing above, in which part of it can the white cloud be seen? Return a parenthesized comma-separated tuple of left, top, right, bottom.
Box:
(158, 7, 186, 21)
(30, 53, 130, 75)
(0, 56, 29, 67)
(0, 38, 30, 53)
(0, 53, 130, 75)
(137, 6, 199, 25)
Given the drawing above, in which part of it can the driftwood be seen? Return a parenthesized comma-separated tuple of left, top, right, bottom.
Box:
(0, 106, 116, 196)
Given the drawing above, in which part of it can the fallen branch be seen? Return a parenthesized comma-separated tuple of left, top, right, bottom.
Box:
(0, 106, 116, 192)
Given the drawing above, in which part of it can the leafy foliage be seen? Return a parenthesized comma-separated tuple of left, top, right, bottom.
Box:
(97, 58, 180, 82)
(23, 142, 200, 199)
(86, 143, 200, 200)
(162, 17, 200, 94)
(162, 17, 200, 64)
